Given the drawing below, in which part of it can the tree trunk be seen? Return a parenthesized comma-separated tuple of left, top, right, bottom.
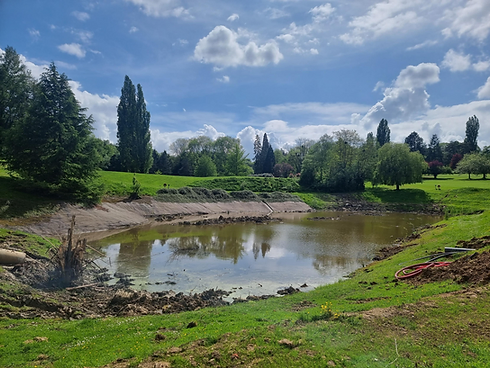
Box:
(396, 184, 400, 190)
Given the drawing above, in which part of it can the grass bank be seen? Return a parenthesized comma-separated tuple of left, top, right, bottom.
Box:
(1, 204, 490, 366)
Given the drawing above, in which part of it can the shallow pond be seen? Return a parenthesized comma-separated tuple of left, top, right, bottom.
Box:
(91, 211, 439, 298)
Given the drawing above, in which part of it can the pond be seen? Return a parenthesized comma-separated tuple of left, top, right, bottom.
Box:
(90, 211, 439, 298)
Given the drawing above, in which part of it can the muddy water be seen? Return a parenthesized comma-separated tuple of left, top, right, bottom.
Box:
(90, 211, 440, 298)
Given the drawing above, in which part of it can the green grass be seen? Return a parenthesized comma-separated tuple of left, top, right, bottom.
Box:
(2, 210, 490, 367)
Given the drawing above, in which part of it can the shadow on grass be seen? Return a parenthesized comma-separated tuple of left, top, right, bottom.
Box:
(0, 177, 61, 221)
(365, 187, 432, 204)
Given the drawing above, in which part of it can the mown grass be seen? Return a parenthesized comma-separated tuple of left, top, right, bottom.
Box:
(2, 209, 490, 367)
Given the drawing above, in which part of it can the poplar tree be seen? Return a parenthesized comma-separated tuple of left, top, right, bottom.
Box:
(376, 118, 390, 147)
(116, 76, 152, 173)
(464, 115, 480, 154)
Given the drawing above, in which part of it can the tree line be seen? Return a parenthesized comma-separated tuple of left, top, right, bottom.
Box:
(1, 45, 489, 201)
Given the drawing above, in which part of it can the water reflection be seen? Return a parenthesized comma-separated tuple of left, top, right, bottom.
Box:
(91, 211, 440, 297)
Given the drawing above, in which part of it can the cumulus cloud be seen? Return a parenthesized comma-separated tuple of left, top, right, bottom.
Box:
(151, 124, 225, 153)
(477, 77, 490, 99)
(442, 49, 490, 72)
(442, 0, 490, 41)
(125, 0, 190, 18)
(194, 26, 283, 68)
(340, 0, 424, 45)
(72, 11, 90, 21)
(442, 49, 472, 72)
(227, 13, 239, 22)
(362, 63, 440, 126)
(129, 26, 139, 33)
(58, 43, 86, 58)
(69, 81, 119, 142)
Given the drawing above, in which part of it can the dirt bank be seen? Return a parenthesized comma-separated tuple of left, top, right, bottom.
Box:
(14, 198, 312, 240)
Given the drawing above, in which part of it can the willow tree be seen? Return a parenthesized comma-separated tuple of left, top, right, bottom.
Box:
(116, 76, 152, 173)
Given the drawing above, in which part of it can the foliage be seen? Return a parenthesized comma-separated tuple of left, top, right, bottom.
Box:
(195, 155, 217, 177)
(273, 162, 294, 178)
(404, 131, 426, 156)
(427, 160, 443, 178)
(116, 76, 153, 173)
(225, 142, 251, 176)
(191, 176, 300, 193)
(450, 153, 463, 169)
(426, 134, 443, 162)
(254, 133, 275, 174)
(456, 153, 490, 179)
(464, 115, 480, 154)
(3, 63, 102, 202)
(373, 143, 426, 190)
(376, 118, 390, 147)
(0, 46, 33, 157)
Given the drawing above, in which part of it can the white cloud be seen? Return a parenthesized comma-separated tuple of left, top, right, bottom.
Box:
(442, 49, 471, 72)
(477, 77, 490, 99)
(362, 63, 440, 126)
(473, 60, 490, 72)
(340, 0, 424, 45)
(309, 3, 335, 23)
(406, 40, 437, 51)
(442, 49, 490, 72)
(442, 0, 490, 41)
(68, 81, 119, 142)
(129, 26, 139, 33)
(263, 7, 289, 20)
(125, 0, 190, 18)
(194, 26, 283, 68)
(310, 48, 319, 55)
(151, 124, 225, 153)
(58, 43, 86, 58)
(72, 30, 93, 44)
(227, 13, 239, 22)
(72, 11, 90, 22)
(217, 75, 230, 83)
(28, 28, 40, 40)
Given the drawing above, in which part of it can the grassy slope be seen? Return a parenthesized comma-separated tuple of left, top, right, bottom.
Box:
(2, 171, 490, 366)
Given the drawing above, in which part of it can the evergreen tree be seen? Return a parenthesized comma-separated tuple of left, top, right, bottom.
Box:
(464, 115, 480, 153)
(116, 76, 152, 173)
(226, 141, 251, 176)
(404, 131, 426, 155)
(4, 63, 100, 198)
(426, 134, 443, 162)
(0, 46, 33, 156)
(376, 118, 390, 147)
(253, 134, 262, 174)
(259, 133, 275, 174)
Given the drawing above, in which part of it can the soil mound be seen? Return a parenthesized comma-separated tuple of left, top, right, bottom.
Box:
(408, 250, 490, 286)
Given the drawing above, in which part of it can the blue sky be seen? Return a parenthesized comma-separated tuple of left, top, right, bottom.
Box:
(1, 0, 490, 155)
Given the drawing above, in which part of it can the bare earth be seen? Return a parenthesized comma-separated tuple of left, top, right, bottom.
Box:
(16, 198, 312, 240)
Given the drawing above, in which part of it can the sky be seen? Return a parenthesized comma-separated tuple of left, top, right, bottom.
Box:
(1, 0, 490, 156)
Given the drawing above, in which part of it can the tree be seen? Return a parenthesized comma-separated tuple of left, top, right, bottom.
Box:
(373, 143, 426, 190)
(456, 153, 490, 179)
(226, 141, 251, 176)
(464, 115, 479, 154)
(4, 63, 100, 198)
(376, 118, 390, 147)
(116, 76, 152, 173)
(450, 153, 463, 170)
(253, 134, 262, 174)
(0, 46, 33, 156)
(273, 162, 294, 178)
(212, 136, 239, 175)
(259, 133, 275, 174)
(426, 134, 443, 162)
(404, 131, 426, 155)
(427, 160, 443, 179)
(195, 155, 217, 177)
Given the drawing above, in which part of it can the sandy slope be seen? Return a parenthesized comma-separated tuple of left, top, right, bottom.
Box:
(17, 199, 312, 239)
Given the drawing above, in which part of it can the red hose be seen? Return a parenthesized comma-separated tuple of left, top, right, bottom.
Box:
(395, 261, 452, 280)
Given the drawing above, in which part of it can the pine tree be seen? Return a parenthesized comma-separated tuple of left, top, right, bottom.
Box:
(376, 118, 390, 147)
(116, 76, 153, 173)
(4, 63, 100, 198)
(259, 133, 275, 174)
(0, 46, 33, 156)
(427, 134, 443, 162)
(404, 131, 426, 155)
